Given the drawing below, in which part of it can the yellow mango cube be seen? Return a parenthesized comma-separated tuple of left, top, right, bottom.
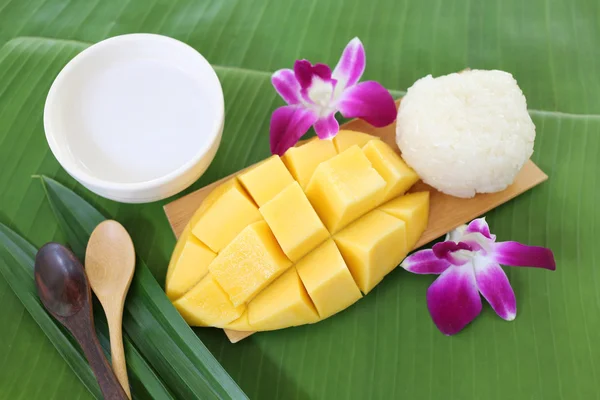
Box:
(191, 179, 238, 223)
(306, 145, 386, 233)
(332, 130, 379, 152)
(282, 138, 337, 189)
(223, 312, 253, 331)
(209, 221, 292, 306)
(238, 155, 295, 206)
(165, 229, 216, 300)
(259, 182, 329, 262)
(378, 191, 430, 249)
(362, 140, 420, 203)
(296, 240, 362, 319)
(191, 178, 262, 253)
(173, 274, 245, 327)
(334, 210, 408, 294)
(248, 268, 319, 331)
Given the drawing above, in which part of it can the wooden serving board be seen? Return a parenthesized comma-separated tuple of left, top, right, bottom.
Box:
(164, 101, 548, 343)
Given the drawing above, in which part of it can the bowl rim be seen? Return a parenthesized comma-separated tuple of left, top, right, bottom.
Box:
(43, 33, 225, 193)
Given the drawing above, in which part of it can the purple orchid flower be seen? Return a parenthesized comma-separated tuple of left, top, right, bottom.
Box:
(269, 37, 397, 155)
(402, 218, 556, 336)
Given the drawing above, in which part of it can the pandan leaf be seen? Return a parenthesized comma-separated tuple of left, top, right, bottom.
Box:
(0, 222, 174, 399)
(40, 176, 248, 400)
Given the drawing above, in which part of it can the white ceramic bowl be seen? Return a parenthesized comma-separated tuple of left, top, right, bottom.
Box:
(44, 34, 224, 203)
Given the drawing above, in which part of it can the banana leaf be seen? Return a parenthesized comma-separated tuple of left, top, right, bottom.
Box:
(0, 1, 599, 399)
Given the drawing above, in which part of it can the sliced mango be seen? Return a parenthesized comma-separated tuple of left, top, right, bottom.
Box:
(239, 155, 295, 206)
(259, 182, 329, 262)
(191, 178, 262, 252)
(332, 130, 379, 152)
(334, 210, 408, 294)
(192, 178, 239, 222)
(282, 138, 337, 189)
(306, 145, 386, 233)
(378, 192, 430, 249)
(173, 274, 244, 327)
(165, 229, 216, 300)
(223, 312, 253, 331)
(362, 140, 420, 202)
(209, 221, 292, 306)
(167, 133, 430, 334)
(296, 240, 362, 319)
(248, 268, 319, 331)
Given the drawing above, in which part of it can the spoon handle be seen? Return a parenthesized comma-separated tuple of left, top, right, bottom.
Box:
(107, 304, 131, 398)
(70, 311, 128, 400)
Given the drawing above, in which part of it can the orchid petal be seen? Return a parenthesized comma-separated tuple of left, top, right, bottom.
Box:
(493, 241, 556, 270)
(338, 81, 397, 127)
(474, 258, 516, 321)
(465, 218, 493, 239)
(332, 37, 365, 89)
(445, 224, 467, 242)
(460, 232, 493, 253)
(433, 241, 472, 257)
(294, 60, 313, 88)
(314, 114, 339, 140)
(401, 249, 451, 275)
(294, 60, 332, 89)
(272, 69, 302, 105)
(427, 264, 482, 335)
(432, 241, 472, 266)
(312, 63, 332, 80)
(269, 106, 318, 156)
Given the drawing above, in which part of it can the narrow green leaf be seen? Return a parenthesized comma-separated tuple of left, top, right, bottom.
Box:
(0, 222, 175, 400)
(0, 223, 103, 399)
(41, 176, 248, 400)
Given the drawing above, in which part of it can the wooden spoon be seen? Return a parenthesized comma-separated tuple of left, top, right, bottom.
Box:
(85, 220, 136, 399)
(34, 243, 128, 400)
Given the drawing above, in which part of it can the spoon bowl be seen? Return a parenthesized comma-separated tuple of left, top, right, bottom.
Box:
(86, 220, 136, 298)
(35, 243, 88, 318)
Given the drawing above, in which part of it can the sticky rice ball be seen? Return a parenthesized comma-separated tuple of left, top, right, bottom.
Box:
(396, 70, 535, 198)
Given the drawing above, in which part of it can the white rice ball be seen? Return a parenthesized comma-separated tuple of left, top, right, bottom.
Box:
(396, 69, 535, 198)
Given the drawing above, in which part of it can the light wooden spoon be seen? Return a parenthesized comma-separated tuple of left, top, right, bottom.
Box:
(85, 220, 136, 399)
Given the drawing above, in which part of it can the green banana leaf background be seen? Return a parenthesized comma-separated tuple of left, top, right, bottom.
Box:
(1, 0, 599, 399)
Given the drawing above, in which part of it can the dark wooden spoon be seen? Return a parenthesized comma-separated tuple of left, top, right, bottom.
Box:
(35, 242, 128, 400)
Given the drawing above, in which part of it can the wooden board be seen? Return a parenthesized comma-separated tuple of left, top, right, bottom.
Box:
(164, 102, 548, 343)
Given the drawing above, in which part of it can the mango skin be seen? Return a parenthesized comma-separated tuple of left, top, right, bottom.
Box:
(166, 132, 429, 332)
